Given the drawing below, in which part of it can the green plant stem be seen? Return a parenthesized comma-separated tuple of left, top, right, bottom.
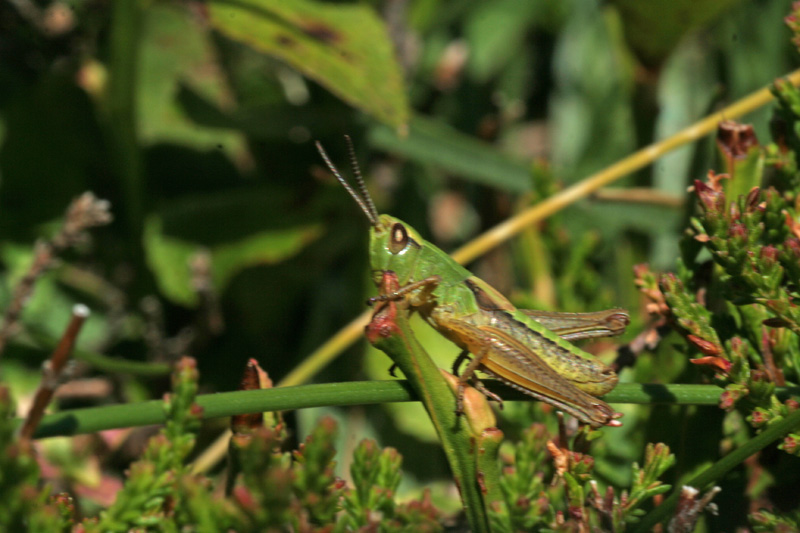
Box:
(366, 300, 491, 533)
(28, 381, 788, 440)
(633, 407, 800, 532)
(73, 347, 171, 376)
(21, 327, 172, 376)
(107, 0, 144, 240)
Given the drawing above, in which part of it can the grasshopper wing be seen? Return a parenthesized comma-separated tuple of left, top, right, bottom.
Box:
(443, 317, 620, 427)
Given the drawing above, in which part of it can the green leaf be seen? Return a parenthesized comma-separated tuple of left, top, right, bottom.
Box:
(368, 115, 531, 193)
(209, 0, 409, 129)
(139, 3, 245, 154)
(464, 0, 539, 82)
(610, 0, 739, 65)
(144, 215, 321, 306)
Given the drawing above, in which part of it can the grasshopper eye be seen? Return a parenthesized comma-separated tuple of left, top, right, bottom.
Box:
(389, 223, 409, 253)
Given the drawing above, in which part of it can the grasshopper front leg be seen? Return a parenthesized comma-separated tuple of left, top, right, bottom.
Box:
(370, 273, 441, 378)
(367, 275, 441, 306)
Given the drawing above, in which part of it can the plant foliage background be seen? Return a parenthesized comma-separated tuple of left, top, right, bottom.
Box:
(1, 0, 800, 530)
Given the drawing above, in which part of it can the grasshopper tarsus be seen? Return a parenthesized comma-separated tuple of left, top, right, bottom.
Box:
(455, 381, 466, 417)
(472, 378, 504, 408)
(452, 347, 506, 409)
(388, 363, 398, 377)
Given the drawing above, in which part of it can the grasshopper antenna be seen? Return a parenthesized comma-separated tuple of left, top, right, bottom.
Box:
(316, 139, 379, 226)
(344, 135, 379, 223)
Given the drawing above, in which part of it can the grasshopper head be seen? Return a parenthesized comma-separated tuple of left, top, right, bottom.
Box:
(367, 214, 424, 286)
(316, 138, 423, 287)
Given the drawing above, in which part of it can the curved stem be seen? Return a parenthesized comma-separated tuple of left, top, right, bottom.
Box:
(632, 407, 800, 532)
(365, 298, 491, 533)
(29, 382, 779, 439)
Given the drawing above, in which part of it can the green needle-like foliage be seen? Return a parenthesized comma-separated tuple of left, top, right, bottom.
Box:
(232, 426, 295, 529)
(291, 417, 343, 526)
(0, 387, 66, 530)
(230, 410, 440, 532)
(494, 424, 551, 531)
(632, 69, 800, 527)
(343, 439, 401, 524)
(488, 422, 675, 532)
(750, 507, 800, 531)
(616, 443, 675, 527)
(338, 438, 440, 532)
(88, 357, 236, 532)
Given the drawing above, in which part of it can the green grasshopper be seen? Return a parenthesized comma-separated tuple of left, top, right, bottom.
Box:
(317, 137, 629, 427)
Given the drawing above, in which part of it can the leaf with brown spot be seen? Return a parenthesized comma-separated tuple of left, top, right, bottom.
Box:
(209, 0, 408, 129)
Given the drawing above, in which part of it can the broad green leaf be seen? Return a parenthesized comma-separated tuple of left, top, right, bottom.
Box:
(651, 36, 717, 269)
(211, 227, 322, 291)
(550, 5, 635, 182)
(143, 218, 200, 306)
(465, 0, 536, 82)
(209, 0, 409, 129)
(610, 0, 739, 65)
(144, 216, 321, 306)
(139, 3, 245, 154)
(368, 115, 531, 192)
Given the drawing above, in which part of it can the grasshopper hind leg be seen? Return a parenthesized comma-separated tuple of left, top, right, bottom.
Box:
(454, 349, 504, 414)
(452, 349, 470, 375)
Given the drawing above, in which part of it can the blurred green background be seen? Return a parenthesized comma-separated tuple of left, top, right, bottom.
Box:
(0, 0, 798, 526)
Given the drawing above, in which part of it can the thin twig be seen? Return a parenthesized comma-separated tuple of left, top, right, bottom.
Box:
(17, 304, 90, 445)
(190, 249, 224, 335)
(592, 187, 685, 208)
(666, 486, 721, 533)
(0, 192, 111, 360)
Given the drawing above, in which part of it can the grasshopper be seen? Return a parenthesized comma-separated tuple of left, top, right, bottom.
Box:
(317, 137, 629, 427)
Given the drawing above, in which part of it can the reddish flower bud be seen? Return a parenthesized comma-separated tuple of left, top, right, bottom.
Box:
(516, 495, 531, 511)
(690, 356, 732, 373)
(233, 486, 257, 511)
(750, 408, 770, 428)
(782, 434, 800, 455)
(719, 389, 744, 411)
(580, 454, 595, 469)
(786, 238, 800, 258)
(568, 505, 584, 520)
(694, 179, 724, 213)
(760, 245, 780, 266)
(717, 121, 759, 160)
(787, 399, 799, 412)
(687, 335, 723, 356)
(633, 263, 653, 283)
(729, 223, 748, 241)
